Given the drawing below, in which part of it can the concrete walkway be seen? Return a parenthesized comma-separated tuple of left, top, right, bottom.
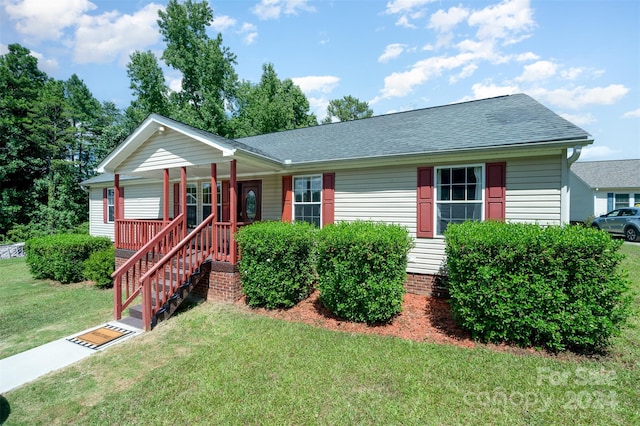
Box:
(0, 321, 143, 394)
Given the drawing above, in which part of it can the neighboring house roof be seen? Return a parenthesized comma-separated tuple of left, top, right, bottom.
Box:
(571, 159, 640, 189)
(237, 94, 591, 164)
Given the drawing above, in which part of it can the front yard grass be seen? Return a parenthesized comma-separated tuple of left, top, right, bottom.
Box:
(1, 244, 638, 425)
(0, 258, 113, 359)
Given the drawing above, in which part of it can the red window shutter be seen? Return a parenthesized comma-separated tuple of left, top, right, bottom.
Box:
(118, 188, 125, 219)
(322, 173, 335, 226)
(222, 181, 230, 222)
(417, 167, 434, 238)
(103, 188, 108, 223)
(485, 162, 506, 221)
(282, 176, 293, 223)
(173, 183, 180, 218)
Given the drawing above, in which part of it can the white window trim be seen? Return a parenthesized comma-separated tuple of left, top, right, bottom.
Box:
(434, 164, 485, 237)
(293, 174, 323, 227)
(107, 188, 115, 223)
(202, 182, 212, 221)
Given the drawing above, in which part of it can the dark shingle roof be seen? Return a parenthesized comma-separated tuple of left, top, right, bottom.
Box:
(571, 159, 640, 189)
(80, 174, 142, 186)
(237, 94, 591, 164)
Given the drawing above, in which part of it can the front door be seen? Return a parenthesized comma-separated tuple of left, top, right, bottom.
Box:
(238, 180, 261, 224)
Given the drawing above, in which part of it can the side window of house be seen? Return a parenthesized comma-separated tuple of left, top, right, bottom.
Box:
(435, 165, 483, 235)
(107, 188, 115, 223)
(635, 193, 640, 207)
(614, 193, 629, 209)
(216, 182, 222, 220)
(293, 175, 322, 227)
(186, 183, 197, 227)
(202, 183, 212, 219)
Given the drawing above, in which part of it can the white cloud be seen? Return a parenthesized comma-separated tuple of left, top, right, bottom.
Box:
(378, 43, 406, 63)
(291, 75, 340, 94)
(428, 6, 469, 33)
(579, 145, 619, 161)
(449, 64, 478, 84)
(528, 85, 629, 109)
(211, 15, 237, 32)
(372, 53, 478, 103)
(516, 60, 557, 82)
(468, 82, 519, 100)
(0, 44, 8, 55)
(385, 0, 435, 15)
(515, 52, 539, 62)
(29, 49, 59, 74)
(238, 23, 258, 44)
(468, 0, 535, 43)
(623, 108, 640, 118)
(395, 15, 416, 29)
(560, 112, 596, 126)
(4, 0, 96, 41)
(251, 0, 315, 20)
(73, 3, 163, 64)
(308, 96, 330, 121)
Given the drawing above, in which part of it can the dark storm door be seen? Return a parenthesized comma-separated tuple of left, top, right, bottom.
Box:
(239, 181, 262, 224)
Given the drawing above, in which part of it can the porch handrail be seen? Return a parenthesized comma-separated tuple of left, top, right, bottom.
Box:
(116, 218, 169, 251)
(113, 214, 185, 322)
(138, 213, 219, 330)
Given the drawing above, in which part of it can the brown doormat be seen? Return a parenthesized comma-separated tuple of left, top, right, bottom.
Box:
(67, 325, 134, 350)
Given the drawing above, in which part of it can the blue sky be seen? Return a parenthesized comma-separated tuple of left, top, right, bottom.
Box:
(1, 0, 638, 161)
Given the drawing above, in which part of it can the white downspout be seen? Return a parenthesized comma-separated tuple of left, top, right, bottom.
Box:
(563, 146, 583, 224)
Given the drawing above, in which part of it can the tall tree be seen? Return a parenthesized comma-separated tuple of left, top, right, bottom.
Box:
(126, 50, 171, 126)
(230, 63, 317, 137)
(322, 95, 373, 124)
(0, 44, 49, 234)
(64, 74, 102, 181)
(157, 0, 238, 136)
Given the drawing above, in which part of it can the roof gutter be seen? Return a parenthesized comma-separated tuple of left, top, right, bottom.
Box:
(567, 146, 582, 166)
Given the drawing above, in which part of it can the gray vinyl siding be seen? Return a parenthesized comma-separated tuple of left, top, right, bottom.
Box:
(88, 186, 113, 240)
(117, 130, 226, 174)
(569, 172, 594, 222)
(505, 156, 562, 225)
(334, 156, 565, 275)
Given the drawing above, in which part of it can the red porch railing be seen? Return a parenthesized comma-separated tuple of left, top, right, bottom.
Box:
(113, 214, 239, 330)
(138, 214, 231, 330)
(113, 215, 185, 323)
(116, 219, 170, 251)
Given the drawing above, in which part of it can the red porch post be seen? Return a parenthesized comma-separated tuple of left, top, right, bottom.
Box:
(230, 160, 237, 264)
(114, 173, 120, 247)
(163, 168, 170, 222)
(181, 166, 187, 238)
(211, 164, 217, 219)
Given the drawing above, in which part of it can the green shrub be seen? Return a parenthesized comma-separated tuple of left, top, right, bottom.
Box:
(83, 246, 116, 288)
(444, 221, 632, 352)
(25, 234, 113, 284)
(236, 221, 316, 309)
(316, 221, 413, 323)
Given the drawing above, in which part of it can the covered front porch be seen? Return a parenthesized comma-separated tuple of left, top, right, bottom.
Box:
(98, 115, 283, 330)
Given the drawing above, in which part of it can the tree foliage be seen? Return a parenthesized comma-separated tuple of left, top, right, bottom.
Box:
(126, 50, 171, 126)
(322, 95, 373, 124)
(157, 0, 238, 136)
(230, 63, 317, 137)
(0, 44, 126, 238)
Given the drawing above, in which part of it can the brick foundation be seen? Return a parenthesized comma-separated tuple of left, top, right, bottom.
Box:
(405, 273, 449, 298)
(207, 261, 242, 302)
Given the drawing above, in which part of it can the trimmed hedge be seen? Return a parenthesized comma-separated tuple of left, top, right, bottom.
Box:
(236, 221, 316, 308)
(316, 221, 413, 323)
(25, 234, 113, 284)
(444, 221, 632, 352)
(83, 246, 116, 288)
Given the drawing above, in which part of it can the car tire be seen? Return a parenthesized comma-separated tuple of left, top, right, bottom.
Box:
(591, 223, 600, 230)
(625, 226, 639, 242)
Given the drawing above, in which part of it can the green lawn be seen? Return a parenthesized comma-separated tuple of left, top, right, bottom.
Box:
(0, 258, 113, 359)
(1, 244, 639, 425)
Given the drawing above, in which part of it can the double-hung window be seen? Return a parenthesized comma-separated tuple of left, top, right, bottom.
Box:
(293, 175, 322, 227)
(186, 183, 197, 227)
(202, 183, 212, 219)
(106, 188, 115, 223)
(435, 165, 483, 234)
